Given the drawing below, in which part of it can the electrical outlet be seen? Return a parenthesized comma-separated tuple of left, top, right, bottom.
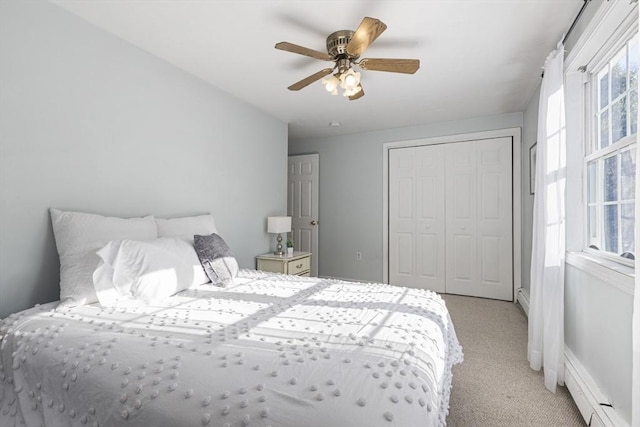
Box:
(356, 251, 362, 261)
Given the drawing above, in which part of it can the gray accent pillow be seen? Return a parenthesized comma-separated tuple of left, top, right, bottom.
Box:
(193, 233, 239, 287)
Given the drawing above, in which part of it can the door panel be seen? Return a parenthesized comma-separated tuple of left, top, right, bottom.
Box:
(480, 235, 500, 283)
(396, 233, 413, 275)
(481, 173, 501, 219)
(453, 234, 473, 280)
(300, 181, 312, 218)
(454, 174, 473, 219)
(419, 234, 437, 278)
(445, 137, 513, 300)
(389, 146, 446, 292)
(288, 154, 319, 276)
(476, 138, 512, 300)
(446, 141, 478, 294)
(398, 177, 414, 218)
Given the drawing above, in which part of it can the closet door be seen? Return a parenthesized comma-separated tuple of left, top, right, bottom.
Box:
(389, 145, 446, 292)
(445, 137, 513, 300)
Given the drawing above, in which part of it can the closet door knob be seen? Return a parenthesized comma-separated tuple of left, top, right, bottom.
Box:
(310, 220, 319, 226)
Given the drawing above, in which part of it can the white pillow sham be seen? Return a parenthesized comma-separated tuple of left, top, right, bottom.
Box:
(155, 214, 217, 243)
(93, 237, 209, 306)
(50, 208, 157, 308)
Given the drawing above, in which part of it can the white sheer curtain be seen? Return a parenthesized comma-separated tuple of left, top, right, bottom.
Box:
(634, 8, 640, 425)
(634, 129, 640, 427)
(528, 43, 566, 393)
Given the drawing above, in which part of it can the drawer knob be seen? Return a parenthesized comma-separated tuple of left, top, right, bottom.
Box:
(296, 263, 303, 269)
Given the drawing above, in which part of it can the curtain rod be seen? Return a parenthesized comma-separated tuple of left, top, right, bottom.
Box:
(562, 0, 640, 46)
(541, 0, 591, 78)
(562, 0, 591, 46)
(542, 0, 639, 77)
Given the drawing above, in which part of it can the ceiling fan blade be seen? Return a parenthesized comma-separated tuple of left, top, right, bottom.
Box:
(288, 68, 334, 91)
(275, 42, 333, 61)
(349, 86, 365, 101)
(346, 17, 387, 57)
(358, 58, 420, 74)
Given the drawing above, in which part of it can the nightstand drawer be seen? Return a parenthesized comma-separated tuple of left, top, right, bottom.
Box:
(256, 251, 312, 277)
(257, 259, 286, 274)
(287, 257, 310, 275)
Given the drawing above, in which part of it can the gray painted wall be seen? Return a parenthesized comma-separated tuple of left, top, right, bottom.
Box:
(0, 1, 288, 318)
(521, 84, 541, 292)
(289, 112, 523, 282)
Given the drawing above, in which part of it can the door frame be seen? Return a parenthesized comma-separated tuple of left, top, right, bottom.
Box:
(382, 127, 522, 302)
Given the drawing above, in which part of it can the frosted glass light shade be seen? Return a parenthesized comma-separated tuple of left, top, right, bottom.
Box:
(322, 75, 340, 94)
(339, 69, 361, 91)
(267, 216, 291, 233)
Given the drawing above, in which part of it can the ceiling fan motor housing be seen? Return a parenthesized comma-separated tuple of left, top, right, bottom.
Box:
(326, 30, 355, 59)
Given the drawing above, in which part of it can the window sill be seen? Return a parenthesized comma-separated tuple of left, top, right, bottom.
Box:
(565, 251, 635, 296)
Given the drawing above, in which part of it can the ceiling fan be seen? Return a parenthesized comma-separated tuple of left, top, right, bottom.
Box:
(275, 17, 420, 100)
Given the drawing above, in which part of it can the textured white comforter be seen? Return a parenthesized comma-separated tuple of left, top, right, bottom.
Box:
(0, 270, 463, 427)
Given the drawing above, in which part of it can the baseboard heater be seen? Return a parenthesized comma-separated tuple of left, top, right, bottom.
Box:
(518, 289, 627, 427)
(516, 288, 529, 315)
(564, 348, 628, 427)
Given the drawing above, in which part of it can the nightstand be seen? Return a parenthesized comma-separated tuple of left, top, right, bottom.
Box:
(256, 251, 312, 276)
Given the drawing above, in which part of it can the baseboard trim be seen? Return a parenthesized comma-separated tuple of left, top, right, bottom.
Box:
(564, 347, 628, 427)
(517, 288, 529, 316)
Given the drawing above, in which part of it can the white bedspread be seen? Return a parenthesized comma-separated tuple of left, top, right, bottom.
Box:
(0, 270, 462, 427)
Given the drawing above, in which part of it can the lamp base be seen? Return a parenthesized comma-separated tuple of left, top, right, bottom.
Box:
(273, 233, 284, 255)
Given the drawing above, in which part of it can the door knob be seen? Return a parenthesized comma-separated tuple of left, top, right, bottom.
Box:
(310, 220, 319, 226)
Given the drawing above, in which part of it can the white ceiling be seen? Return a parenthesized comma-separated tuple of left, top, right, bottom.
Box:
(51, 0, 582, 140)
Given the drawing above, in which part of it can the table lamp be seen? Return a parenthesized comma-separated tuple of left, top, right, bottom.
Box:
(267, 216, 291, 255)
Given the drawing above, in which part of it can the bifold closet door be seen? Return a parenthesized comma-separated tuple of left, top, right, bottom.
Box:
(445, 137, 513, 300)
(389, 137, 513, 300)
(389, 145, 446, 292)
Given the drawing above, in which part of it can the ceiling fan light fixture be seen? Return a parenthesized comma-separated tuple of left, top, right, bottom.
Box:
(276, 16, 418, 100)
(322, 75, 340, 93)
(339, 68, 361, 91)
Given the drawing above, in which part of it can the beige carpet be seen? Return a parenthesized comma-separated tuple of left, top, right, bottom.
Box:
(442, 294, 585, 427)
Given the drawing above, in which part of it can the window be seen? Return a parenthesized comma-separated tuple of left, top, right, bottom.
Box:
(586, 33, 638, 261)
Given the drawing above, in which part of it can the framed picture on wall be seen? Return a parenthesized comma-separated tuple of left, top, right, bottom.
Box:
(529, 143, 537, 195)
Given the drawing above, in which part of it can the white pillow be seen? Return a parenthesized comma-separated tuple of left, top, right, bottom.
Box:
(50, 208, 157, 307)
(93, 237, 209, 306)
(155, 214, 217, 243)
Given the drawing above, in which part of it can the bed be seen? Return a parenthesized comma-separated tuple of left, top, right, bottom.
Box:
(0, 211, 463, 427)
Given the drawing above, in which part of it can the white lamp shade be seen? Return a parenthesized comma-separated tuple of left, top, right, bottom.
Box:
(267, 216, 291, 233)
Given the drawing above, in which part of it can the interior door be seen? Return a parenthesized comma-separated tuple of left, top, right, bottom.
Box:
(389, 145, 446, 292)
(288, 154, 319, 276)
